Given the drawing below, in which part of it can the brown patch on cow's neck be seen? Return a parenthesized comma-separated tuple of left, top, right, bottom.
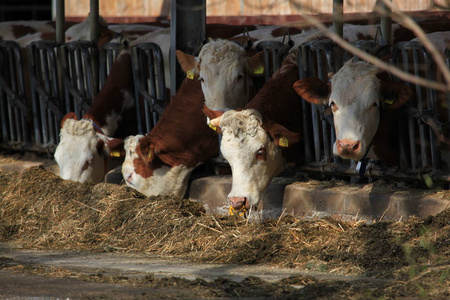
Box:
(12, 25, 37, 38)
(140, 78, 219, 168)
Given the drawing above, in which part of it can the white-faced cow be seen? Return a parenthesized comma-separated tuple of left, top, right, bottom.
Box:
(121, 78, 219, 197)
(293, 60, 412, 164)
(54, 49, 135, 182)
(176, 39, 264, 110)
(208, 53, 303, 218)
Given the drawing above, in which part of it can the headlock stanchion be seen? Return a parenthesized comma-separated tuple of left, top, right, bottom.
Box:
(99, 42, 123, 88)
(60, 41, 97, 119)
(391, 41, 442, 171)
(131, 42, 167, 135)
(0, 41, 31, 150)
(26, 40, 64, 153)
(298, 39, 336, 165)
(295, 38, 450, 184)
(0, 35, 449, 185)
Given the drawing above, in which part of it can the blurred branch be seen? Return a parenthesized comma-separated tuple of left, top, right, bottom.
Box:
(288, 1, 450, 92)
(380, 0, 450, 85)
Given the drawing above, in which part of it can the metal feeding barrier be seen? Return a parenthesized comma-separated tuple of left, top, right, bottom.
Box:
(296, 39, 450, 184)
(131, 42, 167, 135)
(26, 40, 64, 153)
(0, 36, 448, 184)
(60, 41, 97, 119)
(99, 42, 123, 88)
(0, 41, 31, 150)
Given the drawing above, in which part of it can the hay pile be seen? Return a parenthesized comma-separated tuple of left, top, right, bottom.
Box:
(0, 167, 449, 297)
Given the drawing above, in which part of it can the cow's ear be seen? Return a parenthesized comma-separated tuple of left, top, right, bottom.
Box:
(203, 105, 224, 133)
(176, 50, 198, 79)
(380, 81, 412, 109)
(61, 112, 77, 128)
(265, 121, 301, 148)
(138, 137, 159, 165)
(247, 51, 265, 76)
(96, 139, 105, 157)
(105, 138, 125, 159)
(293, 78, 330, 106)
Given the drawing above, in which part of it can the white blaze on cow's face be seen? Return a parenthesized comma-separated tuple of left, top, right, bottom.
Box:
(328, 61, 381, 161)
(54, 119, 106, 183)
(197, 40, 251, 110)
(121, 135, 194, 197)
(219, 109, 285, 210)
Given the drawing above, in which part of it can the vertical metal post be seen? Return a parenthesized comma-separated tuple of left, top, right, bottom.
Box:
(333, 0, 343, 68)
(55, 0, 65, 44)
(170, 0, 206, 95)
(90, 0, 99, 96)
(380, 1, 392, 47)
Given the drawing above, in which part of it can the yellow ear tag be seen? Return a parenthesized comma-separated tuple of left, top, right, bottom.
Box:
(187, 70, 195, 79)
(254, 65, 264, 75)
(209, 123, 217, 131)
(110, 151, 121, 157)
(279, 137, 289, 147)
(229, 206, 247, 217)
(148, 151, 152, 159)
(384, 98, 394, 105)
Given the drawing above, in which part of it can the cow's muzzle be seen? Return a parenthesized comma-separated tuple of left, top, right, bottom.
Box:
(336, 139, 362, 158)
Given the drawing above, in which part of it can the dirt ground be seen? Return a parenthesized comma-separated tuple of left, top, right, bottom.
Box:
(0, 160, 449, 299)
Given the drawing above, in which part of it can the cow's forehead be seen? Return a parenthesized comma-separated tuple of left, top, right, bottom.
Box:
(124, 135, 144, 151)
(199, 40, 245, 64)
(330, 62, 380, 105)
(221, 109, 262, 138)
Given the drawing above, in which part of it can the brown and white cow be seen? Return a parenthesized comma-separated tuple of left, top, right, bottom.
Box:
(0, 20, 55, 41)
(293, 59, 411, 164)
(54, 49, 135, 182)
(121, 78, 219, 197)
(208, 53, 303, 217)
(176, 39, 264, 110)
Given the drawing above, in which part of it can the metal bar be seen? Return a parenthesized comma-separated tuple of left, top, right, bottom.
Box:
(90, 0, 99, 96)
(55, 0, 65, 44)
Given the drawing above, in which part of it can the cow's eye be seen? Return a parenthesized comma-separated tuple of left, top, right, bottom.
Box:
(368, 102, 379, 110)
(256, 147, 266, 161)
(236, 74, 244, 81)
(199, 77, 205, 83)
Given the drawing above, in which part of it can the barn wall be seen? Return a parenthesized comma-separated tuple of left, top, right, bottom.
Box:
(64, 0, 445, 23)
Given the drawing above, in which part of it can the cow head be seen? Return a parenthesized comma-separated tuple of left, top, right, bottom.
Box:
(121, 135, 195, 197)
(176, 39, 264, 110)
(294, 60, 411, 161)
(54, 114, 124, 183)
(210, 109, 300, 215)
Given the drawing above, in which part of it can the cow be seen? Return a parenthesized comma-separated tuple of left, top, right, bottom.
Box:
(293, 59, 412, 165)
(54, 48, 136, 182)
(121, 77, 219, 197)
(176, 38, 265, 110)
(0, 20, 56, 41)
(208, 52, 303, 218)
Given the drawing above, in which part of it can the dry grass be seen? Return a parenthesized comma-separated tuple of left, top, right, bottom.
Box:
(0, 166, 449, 298)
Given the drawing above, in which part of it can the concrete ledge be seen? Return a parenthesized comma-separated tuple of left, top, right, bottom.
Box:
(189, 176, 450, 221)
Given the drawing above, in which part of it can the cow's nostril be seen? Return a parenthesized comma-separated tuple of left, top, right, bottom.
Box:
(352, 141, 360, 151)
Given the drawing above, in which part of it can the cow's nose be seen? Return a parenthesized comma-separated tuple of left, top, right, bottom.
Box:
(229, 196, 248, 209)
(337, 139, 361, 155)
